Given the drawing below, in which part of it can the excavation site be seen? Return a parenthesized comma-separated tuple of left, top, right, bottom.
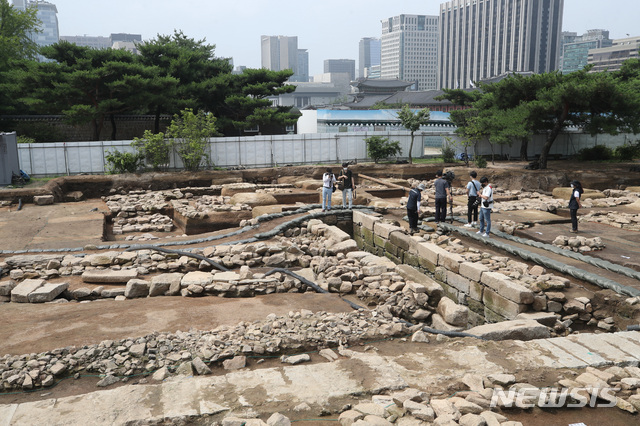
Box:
(1, 161, 640, 426)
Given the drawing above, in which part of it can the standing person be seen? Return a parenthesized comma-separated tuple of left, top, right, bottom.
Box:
(434, 170, 452, 223)
(338, 162, 356, 209)
(477, 176, 493, 237)
(569, 180, 583, 233)
(321, 168, 336, 212)
(464, 171, 481, 227)
(406, 183, 425, 234)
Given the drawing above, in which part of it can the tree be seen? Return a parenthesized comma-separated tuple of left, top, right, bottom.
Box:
(132, 130, 170, 171)
(138, 30, 232, 133)
(365, 135, 402, 163)
(212, 68, 299, 135)
(22, 41, 176, 140)
(166, 108, 217, 172)
(396, 104, 430, 164)
(0, 0, 40, 68)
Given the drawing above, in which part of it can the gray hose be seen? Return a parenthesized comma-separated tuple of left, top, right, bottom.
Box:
(17, 199, 23, 211)
(440, 222, 640, 298)
(263, 267, 485, 340)
(124, 245, 229, 272)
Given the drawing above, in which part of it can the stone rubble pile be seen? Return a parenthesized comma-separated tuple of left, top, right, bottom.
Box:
(579, 211, 640, 231)
(0, 309, 412, 392)
(112, 213, 173, 235)
(495, 220, 530, 235)
(552, 235, 606, 252)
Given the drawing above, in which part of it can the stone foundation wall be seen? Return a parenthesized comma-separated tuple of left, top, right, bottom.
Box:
(352, 210, 535, 325)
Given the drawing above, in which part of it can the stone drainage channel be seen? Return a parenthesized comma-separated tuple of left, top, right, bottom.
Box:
(1, 198, 640, 423)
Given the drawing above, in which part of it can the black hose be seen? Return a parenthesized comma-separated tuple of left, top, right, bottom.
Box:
(627, 325, 640, 331)
(17, 199, 23, 211)
(124, 245, 229, 272)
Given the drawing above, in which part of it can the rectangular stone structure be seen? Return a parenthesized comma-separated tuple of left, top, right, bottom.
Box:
(531, 339, 589, 369)
(598, 334, 640, 360)
(482, 288, 528, 319)
(416, 242, 448, 266)
(459, 262, 489, 282)
(445, 270, 470, 294)
(28, 282, 69, 303)
(547, 337, 611, 367)
(480, 272, 533, 304)
(10, 279, 45, 303)
(373, 221, 403, 239)
(353, 210, 379, 231)
(82, 269, 138, 284)
(568, 333, 639, 366)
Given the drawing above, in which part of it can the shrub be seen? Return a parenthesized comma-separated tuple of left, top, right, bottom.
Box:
(17, 135, 35, 144)
(442, 145, 456, 163)
(614, 141, 640, 161)
(167, 109, 217, 172)
(577, 145, 613, 161)
(105, 150, 143, 174)
(365, 135, 402, 163)
(475, 156, 488, 168)
(15, 122, 64, 142)
(132, 130, 170, 171)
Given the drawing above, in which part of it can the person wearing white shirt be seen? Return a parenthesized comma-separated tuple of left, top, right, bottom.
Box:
(321, 168, 337, 212)
(476, 176, 493, 237)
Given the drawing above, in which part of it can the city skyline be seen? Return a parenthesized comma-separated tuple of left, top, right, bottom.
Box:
(43, 0, 640, 76)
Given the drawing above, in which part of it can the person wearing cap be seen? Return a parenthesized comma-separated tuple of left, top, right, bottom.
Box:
(434, 169, 452, 223)
(337, 162, 356, 209)
(406, 182, 425, 234)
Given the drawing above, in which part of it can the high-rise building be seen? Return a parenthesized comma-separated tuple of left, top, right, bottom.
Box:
(261, 35, 304, 81)
(16, 1, 60, 60)
(324, 59, 356, 81)
(381, 14, 439, 91)
(561, 29, 612, 74)
(587, 36, 640, 72)
(439, 0, 564, 89)
(296, 49, 309, 82)
(359, 37, 381, 79)
(59, 35, 112, 50)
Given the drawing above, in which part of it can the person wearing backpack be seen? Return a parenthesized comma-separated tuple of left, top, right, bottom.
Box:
(464, 171, 481, 228)
(337, 162, 356, 209)
(569, 180, 583, 233)
(476, 176, 493, 237)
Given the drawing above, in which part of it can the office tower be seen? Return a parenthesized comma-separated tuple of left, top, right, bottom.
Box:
(561, 29, 612, 74)
(324, 59, 356, 81)
(587, 36, 640, 72)
(359, 37, 381, 78)
(12, 0, 27, 10)
(295, 49, 309, 82)
(110, 33, 142, 45)
(28, 1, 59, 62)
(261, 35, 302, 81)
(439, 0, 564, 89)
(381, 14, 439, 91)
(60, 35, 112, 49)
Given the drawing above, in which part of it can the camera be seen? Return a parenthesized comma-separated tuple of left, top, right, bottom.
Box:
(444, 171, 455, 182)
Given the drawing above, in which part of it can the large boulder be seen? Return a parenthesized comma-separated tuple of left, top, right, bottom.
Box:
(221, 183, 258, 197)
(437, 297, 469, 327)
(466, 319, 550, 341)
(229, 192, 278, 207)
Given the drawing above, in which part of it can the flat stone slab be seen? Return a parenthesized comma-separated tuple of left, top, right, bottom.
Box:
(568, 333, 639, 366)
(10, 279, 45, 303)
(466, 320, 550, 341)
(530, 339, 589, 368)
(82, 269, 138, 284)
(27, 282, 69, 303)
(597, 334, 640, 360)
(548, 336, 611, 367)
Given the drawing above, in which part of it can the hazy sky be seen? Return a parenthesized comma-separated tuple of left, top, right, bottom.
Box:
(50, 0, 640, 75)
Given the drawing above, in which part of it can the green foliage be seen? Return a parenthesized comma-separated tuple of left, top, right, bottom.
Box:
(132, 130, 170, 171)
(441, 145, 456, 163)
(396, 104, 430, 163)
(105, 150, 143, 174)
(0, 0, 41, 67)
(371, 101, 406, 110)
(16, 135, 35, 144)
(614, 141, 640, 160)
(14, 121, 64, 142)
(577, 145, 614, 161)
(166, 108, 217, 171)
(365, 136, 402, 163)
(475, 156, 488, 168)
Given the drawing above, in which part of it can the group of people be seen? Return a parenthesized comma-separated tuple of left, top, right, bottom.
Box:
(324, 164, 584, 236)
(321, 163, 356, 212)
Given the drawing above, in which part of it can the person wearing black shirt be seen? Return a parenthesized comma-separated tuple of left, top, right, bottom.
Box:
(337, 162, 356, 209)
(434, 170, 452, 223)
(406, 183, 425, 234)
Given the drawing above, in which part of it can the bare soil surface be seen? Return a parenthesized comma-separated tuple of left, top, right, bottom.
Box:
(0, 293, 353, 356)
